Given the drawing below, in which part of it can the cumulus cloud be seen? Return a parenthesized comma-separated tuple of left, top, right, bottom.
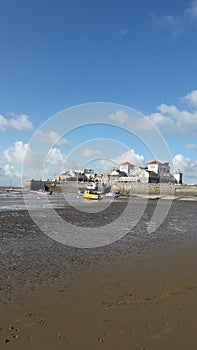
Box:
(81, 149, 102, 158)
(98, 159, 117, 172)
(137, 112, 174, 132)
(107, 110, 130, 124)
(144, 93, 197, 136)
(0, 115, 8, 131)
(114, 149, 144, 167)
(0, 113, 33, 132)
(186, 144, 197, 150)
(1, 164, 15, 176)
(46, 148, 64, 166)
(36, 131, 70, 146)
(1, 141, 79, 183)
(0, 163, 22, 186)
(1, 142, 33, 183)
(3, 141, 30, 165)
(2, 141, 41, 180)
(173, 154, 197, 183)
(45, 147, 79, 171)
(8, 114, 33, 130)
(183, 90, 197, 106)
(106, 91, 197, 137)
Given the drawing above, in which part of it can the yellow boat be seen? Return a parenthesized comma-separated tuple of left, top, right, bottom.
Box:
(83, 189, 101, 200)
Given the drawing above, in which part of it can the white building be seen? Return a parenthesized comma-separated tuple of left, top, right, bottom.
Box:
(173, 170, 183, 184)
(56, 170, 80, 181)
(147, 160, 170, 176)
(147, 160, 181, 183)
(119, 161, 134, 175)
(127, 166, 159, 183)
(118, 160, 181, 184)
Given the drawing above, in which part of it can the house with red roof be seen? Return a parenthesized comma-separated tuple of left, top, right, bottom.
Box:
(118, 160, 181, 183)
(147, 160, 170, 176)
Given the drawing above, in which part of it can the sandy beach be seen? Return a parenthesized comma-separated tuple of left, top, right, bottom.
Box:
(0, 194, 197, 349)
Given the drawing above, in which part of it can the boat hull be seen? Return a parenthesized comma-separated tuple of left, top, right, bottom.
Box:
(83, 193, 101, 200)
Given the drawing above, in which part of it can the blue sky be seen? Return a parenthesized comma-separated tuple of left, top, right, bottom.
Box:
(0, 0, 197, 185)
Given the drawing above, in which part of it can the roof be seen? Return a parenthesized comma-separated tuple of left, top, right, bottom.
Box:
(148, 160, 163, 165)
(120, 161, 133, 166)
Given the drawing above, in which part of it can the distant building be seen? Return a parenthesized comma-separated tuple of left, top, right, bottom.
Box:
(117, 160, 182, 184)
(83, 168, 94, 181)
(77, 169, 95, 182)
(55, 170, 80, 182)
(52, 158, 183, 186)
(25, 179, 46, 191)
(119, 161, 134, 175)
(110, 168, 119, 176)
(147, 160, 170, 176)
(123, 166, 159, 183)
(147, 160, 176, 183)
(109, 167, 127, 181)
(173, 170, 183, 184)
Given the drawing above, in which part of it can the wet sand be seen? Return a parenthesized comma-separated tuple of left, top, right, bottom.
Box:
(0, 198, 197, 349)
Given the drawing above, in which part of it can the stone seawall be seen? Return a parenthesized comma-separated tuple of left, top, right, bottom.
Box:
(48, 181, 87, 193)
(47, 181, 197, 197)
(111, 183, 197, 197)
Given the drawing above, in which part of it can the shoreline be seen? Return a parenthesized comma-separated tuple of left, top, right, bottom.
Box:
(126, 194, 197, 201)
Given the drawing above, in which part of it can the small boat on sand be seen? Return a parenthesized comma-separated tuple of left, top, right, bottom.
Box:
(83, 189, 101, 200)
(105, 191, 120, 198)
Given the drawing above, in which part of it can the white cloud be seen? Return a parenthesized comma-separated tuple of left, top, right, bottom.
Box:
(133, 108, 175, 133)
(0, 164, 22, 186)
(114, 149, 144, 167)
(3, 141, 30, 165)
(186, 144, 197, 150)
(36, 131, 70, 146)
(98, 159, 117, 172)
(0, 114, 8, 131)
(1, 164, 15, 176)
(2, 141, 38, 181)
(107, 110, 130, 124)
(1, 142, 32, 183)
(8, 114, 33, 130)
(186, 0, 197, 18)
(183, 90, 197, 106)
(45, 147, 79, 171)
(0, 113, 33, 132)
(2, 141, 79, 184)
(153, 1, 197, 37)
(106, 91, 197, 136)
(81, 149, 102, 158)
(46, 148, 64, 166)
(173, 154, 197, 183)
(144, 94, 197, 136)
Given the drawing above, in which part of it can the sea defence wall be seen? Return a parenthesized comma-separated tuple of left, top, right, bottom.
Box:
(49, 181, 87, 193)
(174, 184, 197, 196)
(111, 183, 197, 197)
(25, 180, 197, 197)
(25, 179, 45, 191)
